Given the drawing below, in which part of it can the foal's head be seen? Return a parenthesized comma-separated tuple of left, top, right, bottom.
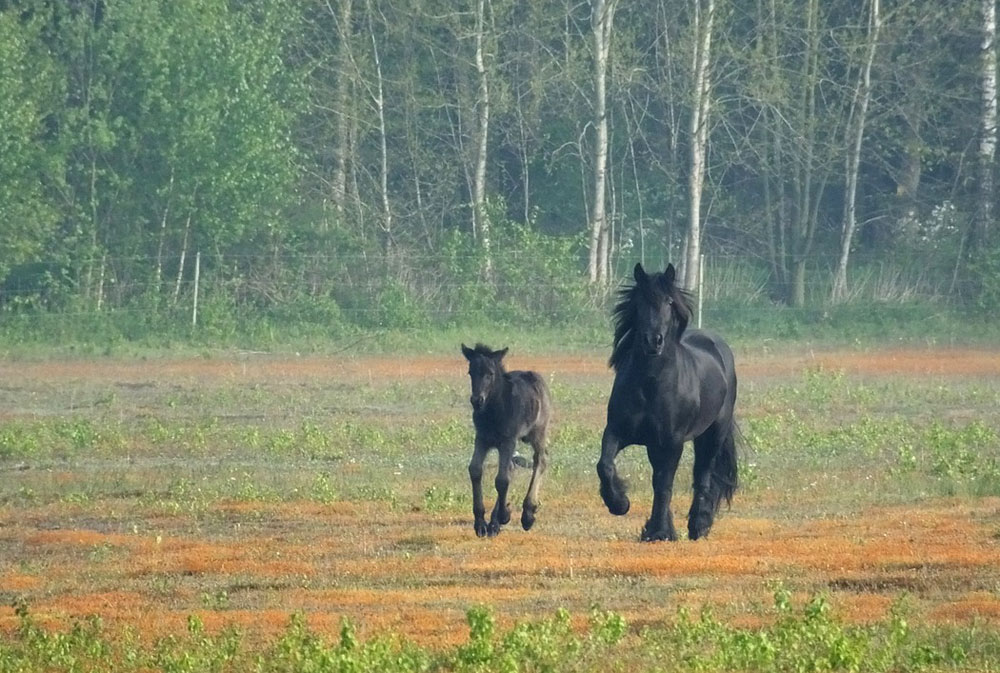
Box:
(461, 343, 509, 410)
(611, 263, 692, 368)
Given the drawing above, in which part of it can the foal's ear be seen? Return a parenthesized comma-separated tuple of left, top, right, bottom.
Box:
(492, 347, 509, 362)
(664, 263, 676, 286)
(633, 262, 647, 285)
(461, 343, 475, 361)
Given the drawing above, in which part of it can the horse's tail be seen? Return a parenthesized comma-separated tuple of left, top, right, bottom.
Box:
(711, 419, 741, 511)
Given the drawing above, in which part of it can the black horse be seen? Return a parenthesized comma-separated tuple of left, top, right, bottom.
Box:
(597, 262, 739, 541)
(461, 343, 552, 537)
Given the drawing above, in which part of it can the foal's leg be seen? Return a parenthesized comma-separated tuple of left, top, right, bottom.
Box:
(597, 427, 630, 515)
(688, 424, 728, 540)
(642, 441, 683, 541)
(520, 433, 548, 531)
(487, 439, 516, 537)
(468, 437, 490, 537)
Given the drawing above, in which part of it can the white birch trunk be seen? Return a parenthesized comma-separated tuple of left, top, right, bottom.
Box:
(473, 0, 492, 272)
(332, 0, 353, 220)
(366, 0, 392, 254)
(684, 0, 715, 290)
(588, 0, 617, 285)
(977, 0, 997, 249)
(832, 0, 881, 302)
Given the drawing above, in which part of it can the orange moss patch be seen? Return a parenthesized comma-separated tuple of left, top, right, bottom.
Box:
(930, 594, 1000, 623)
(0, 572, 42, 591)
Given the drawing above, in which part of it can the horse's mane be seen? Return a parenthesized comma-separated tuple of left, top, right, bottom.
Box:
(609, 272, 693, 371)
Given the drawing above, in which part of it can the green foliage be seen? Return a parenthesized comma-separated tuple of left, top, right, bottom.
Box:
(1, 599, 987, 672)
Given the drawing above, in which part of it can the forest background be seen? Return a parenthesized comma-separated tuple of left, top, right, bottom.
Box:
(2, 0, 1000, 349)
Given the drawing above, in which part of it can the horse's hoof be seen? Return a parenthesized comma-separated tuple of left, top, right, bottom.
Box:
(688, 512, 714, 540)
(521, 509, 536, 530)
(512, 454, 530, 468)
(486, 521, 502, 537)
(640, 527, 676, 542)
(688, 524, 712, 540)
(474, 520, 488, 537)
(498, 507, 511, 525)
(607, 497, 630, 516)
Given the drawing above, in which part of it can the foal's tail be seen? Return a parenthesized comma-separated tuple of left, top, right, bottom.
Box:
(711, 419, 741, 511)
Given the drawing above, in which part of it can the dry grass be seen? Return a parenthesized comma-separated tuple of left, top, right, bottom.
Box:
(1, 348, 1000, 647)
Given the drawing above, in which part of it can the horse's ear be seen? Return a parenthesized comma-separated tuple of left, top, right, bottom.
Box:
(492, 347, 509, 362)
(633, 262, 647, 285)
(461, 344, 475, 361)
(664, 263, 676, 286)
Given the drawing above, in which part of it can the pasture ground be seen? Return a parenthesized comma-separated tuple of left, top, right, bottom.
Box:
(1, 346, 1000, 663)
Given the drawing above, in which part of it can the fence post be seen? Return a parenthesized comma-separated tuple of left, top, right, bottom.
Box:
(192, 251, 200, 327)
(697, 253, 704, 328)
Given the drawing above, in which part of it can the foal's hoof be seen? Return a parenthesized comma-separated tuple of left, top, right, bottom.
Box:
(512, 454, 530, 469)
(521, 508, 536, 531)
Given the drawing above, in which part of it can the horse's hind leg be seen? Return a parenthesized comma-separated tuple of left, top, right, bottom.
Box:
(520, 433, 548, 531)
(688, 424, 732, 540)
(487, 439, 515, 537)
(468, 437, 490, 537)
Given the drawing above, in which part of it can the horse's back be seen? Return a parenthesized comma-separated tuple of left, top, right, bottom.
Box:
(509, 370, 552, 433)
(682, 328, 735, 376)
(681, 328, 738, 418)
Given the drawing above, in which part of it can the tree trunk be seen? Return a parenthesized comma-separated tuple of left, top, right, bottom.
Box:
(587, 0, 617, 286)
(684, 0, 715, 290)
(788, 0, 821, 308)
(172, 214, 191, 306)
(832, 0, 881, 302)
(974, 0, 997, 253)
(366, 0, 392, 255)
(331, 0, 354, 220)
(473, 0, 492, 273)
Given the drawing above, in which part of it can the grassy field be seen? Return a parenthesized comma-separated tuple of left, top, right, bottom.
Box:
(1, 345, 1000, 671)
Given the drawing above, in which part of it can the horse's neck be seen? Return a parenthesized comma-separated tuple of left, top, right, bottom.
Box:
(629, 346, 682, 382)
(486, 372, 511, 410)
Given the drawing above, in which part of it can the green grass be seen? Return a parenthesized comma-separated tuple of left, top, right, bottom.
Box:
(2, 348, 1000, 671)
(1, 592, 995, 672)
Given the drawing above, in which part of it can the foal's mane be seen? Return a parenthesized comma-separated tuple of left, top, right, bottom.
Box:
(465, 343, 508, 369)
(609, 270, 693, 371)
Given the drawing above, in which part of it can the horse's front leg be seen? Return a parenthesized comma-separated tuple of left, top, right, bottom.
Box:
(468, 437, 490, 537)
(642, 441, 683, 541)
(597, 427, 630, 515)
(487, 440, 516, 537)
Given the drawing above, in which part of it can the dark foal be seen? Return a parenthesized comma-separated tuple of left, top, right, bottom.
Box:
(597, 263, 739, 541)
(461, 343, 552, 537)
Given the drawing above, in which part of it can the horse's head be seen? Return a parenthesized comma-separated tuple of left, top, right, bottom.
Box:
(630, 262, 690, 357)
(461, 343, 508, 410)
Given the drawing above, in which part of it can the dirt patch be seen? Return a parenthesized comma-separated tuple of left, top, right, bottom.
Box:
(3, 347, 999, 385)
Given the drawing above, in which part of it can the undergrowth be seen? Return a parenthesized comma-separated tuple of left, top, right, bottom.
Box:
(1, 590, 992, 673)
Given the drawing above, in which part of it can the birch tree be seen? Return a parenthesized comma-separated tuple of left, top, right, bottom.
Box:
(472, 0, 492, 270)
(365, 0, 392, 254)
(587, 0, 618, 285)
(682, 0, 715, 290)
(331, 0, 354, 219)
(974, 0, 997, 253)
(831, 0, 882, 302)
